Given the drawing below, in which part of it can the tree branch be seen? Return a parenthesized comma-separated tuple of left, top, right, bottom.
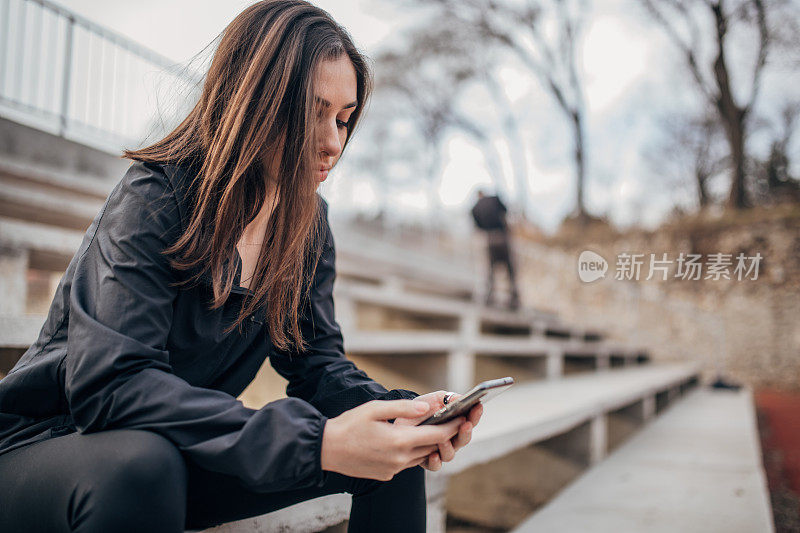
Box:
(745, 0, 769, 117)
(640, 0, 716, 101)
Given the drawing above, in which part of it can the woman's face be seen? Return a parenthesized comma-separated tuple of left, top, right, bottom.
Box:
(313, 55, 358, 183)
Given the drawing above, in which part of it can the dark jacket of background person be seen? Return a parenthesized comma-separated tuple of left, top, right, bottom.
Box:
(470, 192, 520, 309)
(0, 161, 418, 492)
(471, 195, 508, 232)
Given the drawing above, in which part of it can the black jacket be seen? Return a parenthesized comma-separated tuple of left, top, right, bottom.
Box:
(0, 161, 418, 491)
(471, 195, 508, 232)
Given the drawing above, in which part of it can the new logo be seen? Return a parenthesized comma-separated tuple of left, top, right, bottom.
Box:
(578, 250, 608, 283)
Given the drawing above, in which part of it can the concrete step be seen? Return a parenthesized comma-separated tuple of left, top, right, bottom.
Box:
(0, 314, 50, 348)
(439, 363, 699, 475)
(512, 388, 774, 533)
(336, 252, 475, 302)
(0, 158, 478, 302)
(0, 177, 101, 230)
(333, 223, 478, 301)
(0, 213, 473, 300)
(0, 217, 622, 358)
(2, 315, 639, 392)
(335, 280, 578, 338)
(0, 217, 84, 271)
(194, 494, 352, 533)
(0, 156, 115, 200)
(343, 328, 641, 361)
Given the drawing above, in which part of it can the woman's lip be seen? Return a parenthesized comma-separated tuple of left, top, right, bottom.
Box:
(317, 169, 329, 181)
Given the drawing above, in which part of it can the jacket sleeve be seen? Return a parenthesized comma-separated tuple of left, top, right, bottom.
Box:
(269, 198, 419, 419)
(471, 205, 480, 227)
(64, 162, 330, 492)
(495, 196, 507, 214)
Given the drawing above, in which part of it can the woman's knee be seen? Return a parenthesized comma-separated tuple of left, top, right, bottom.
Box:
(350, 465, 425, 498)
(71, 430, 186, 532)
(91, 430, 185, 489)
(393, 464, 425, 491)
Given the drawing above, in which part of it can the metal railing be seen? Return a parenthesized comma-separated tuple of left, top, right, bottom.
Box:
(0, 0, 200, 154)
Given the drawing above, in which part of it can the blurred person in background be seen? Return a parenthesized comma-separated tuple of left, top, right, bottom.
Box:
(471, 189, 521, 310)
(0, 2, 483, 532)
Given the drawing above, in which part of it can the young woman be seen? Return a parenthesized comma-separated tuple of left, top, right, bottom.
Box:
(0, 1, 482, 532)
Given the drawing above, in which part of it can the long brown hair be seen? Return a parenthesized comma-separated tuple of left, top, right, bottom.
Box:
(123, 0, 372, 352)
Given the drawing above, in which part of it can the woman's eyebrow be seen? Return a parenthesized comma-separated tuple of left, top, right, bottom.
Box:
(315, 96, 357, 110)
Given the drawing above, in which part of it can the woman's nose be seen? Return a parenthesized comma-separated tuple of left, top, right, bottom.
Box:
(318, 121, 342, 159)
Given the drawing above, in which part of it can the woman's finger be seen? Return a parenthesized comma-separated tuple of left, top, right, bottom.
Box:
(425, 451, 442, 471)
(410, 444, 439, 458)
(403, 445, 437, 471)
(404, 454, 430, 471)
(451, 420, 473, 451)
(468, 403, 483, 427)
(437, 435, 456, 462)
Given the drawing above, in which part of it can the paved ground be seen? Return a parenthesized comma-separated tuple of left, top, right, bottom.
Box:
(513, 388, 774, 533)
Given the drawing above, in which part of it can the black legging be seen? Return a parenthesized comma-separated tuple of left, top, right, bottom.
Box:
(0, 429, 426, 532)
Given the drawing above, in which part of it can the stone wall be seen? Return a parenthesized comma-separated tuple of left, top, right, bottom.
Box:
(508, 211, 800, 390)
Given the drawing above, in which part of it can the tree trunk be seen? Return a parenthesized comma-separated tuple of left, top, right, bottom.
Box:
(724, 111, 748, 208)
(710, 2, 749, 209)
(572, 109, 587, 219)
(696, 170, 710, 208)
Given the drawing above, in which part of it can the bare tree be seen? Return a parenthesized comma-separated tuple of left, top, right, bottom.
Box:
(645, 111, 729, 209)
(751, 101, 800, 204)
(369, 28, 482, 216)
(364, 19, 525, 220)
(402, 0, 593, 222)
(637, 0, 800, 209)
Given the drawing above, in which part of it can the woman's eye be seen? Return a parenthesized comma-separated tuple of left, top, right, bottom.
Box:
(336, 119, 349, 129)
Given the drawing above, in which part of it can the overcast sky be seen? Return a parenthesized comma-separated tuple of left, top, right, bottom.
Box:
(53, 0, 798, 234)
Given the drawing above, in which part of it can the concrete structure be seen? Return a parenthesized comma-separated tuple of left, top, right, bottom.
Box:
(513, 389, 774, 533)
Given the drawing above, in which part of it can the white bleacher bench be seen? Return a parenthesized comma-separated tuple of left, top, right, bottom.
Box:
(0, 315, 46, 348)
(0, 177, 101, 231)
(333, 279, 646, 393)
(334, 279, 560, 327)
(433, 363, 698, 476)
(0, 216, 648, 394)
(0, 157, 115, 200)
(190, 494, 352, 533)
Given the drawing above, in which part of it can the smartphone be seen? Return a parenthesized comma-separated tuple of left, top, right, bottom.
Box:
(417, 377, 514, 426)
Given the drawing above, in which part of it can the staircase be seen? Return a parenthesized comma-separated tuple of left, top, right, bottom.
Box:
(0, 147, 775, 532)
(220, 227, 701, 532)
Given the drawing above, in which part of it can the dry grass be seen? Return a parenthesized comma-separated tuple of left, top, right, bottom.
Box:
(515, 203, 800, 250)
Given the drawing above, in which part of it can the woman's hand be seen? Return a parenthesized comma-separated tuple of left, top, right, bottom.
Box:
(393, 390, 484, 472)
(321, 399, 466, 481)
